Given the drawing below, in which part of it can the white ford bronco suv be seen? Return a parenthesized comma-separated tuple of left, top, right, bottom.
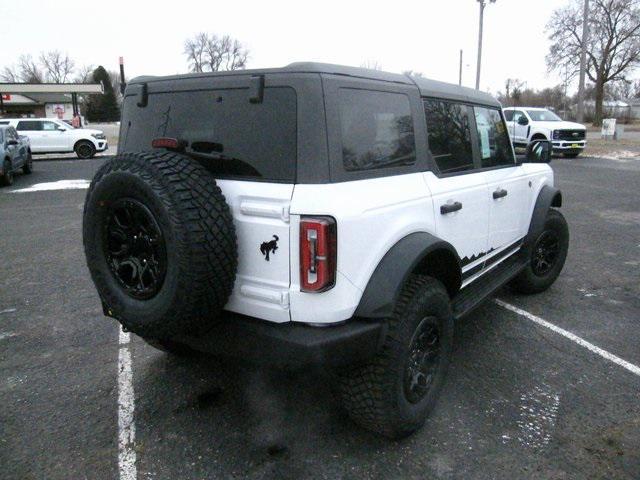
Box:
(83, 63, 569, 439)
(503, 107, 587, 158)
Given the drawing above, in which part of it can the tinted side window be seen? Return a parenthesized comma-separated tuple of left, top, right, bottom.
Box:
(423, 99, 474, 174)
(512, 110, 526, 124)
(474, 107, 515, 168)
(503, 109, 514, 121)
(42, 121, 59, 131)
(339, 89, 416, 172)
(16, 120, 42, 131)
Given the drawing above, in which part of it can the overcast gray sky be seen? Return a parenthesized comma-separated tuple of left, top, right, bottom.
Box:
(1, 0, 578, 94)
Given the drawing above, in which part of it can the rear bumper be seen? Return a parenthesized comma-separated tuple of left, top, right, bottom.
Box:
(174, 312, 385, 369)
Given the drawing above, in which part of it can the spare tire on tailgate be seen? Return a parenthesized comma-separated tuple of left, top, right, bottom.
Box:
(83, 151, 238, 338)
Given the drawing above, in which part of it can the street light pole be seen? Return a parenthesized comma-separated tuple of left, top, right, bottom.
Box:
(119, 56, 126, 95)
(459, 49, 463, 85)
(576, 0, 590, 123)
(475, 0, 496, 90)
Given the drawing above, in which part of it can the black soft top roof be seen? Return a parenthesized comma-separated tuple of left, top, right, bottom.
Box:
(129, 62, 500, 107)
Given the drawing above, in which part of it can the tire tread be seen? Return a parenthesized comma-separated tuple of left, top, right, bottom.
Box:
(83, 151, 238, 338)
(338, 275, 451, 438)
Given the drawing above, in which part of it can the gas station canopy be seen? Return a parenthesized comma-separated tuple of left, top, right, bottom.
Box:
(0, 83, 103, 94)
(0, 83, 104, 119)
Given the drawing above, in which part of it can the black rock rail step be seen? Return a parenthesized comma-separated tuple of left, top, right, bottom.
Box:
(452, 252, 527, 320)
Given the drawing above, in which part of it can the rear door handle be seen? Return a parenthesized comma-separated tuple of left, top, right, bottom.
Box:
(440, 201, 462, 214)
(493, 188, 508, 199)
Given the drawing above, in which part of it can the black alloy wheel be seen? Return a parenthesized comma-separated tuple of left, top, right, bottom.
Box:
(76, 142, 95, 159)
(531, 230, 560, 277)
(103, 198, 167, 300)
(404, 317, 441, 404)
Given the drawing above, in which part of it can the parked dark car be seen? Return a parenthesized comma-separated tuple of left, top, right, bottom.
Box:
(0, 125, 33, 186)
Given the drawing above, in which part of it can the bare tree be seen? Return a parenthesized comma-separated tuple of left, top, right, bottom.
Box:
(17, 54, 44, 83)
(606, 78, 636, 99)
(39, 50, 75, 82)
(503, 78, 525, 105)
(1, 66, 19, 82)
(361, 60, 382, 70)
(184, 33, 248, 72)
(546, 0, 640, 125)
(74, 64, 95, 84)
(184, 32, 208, 72)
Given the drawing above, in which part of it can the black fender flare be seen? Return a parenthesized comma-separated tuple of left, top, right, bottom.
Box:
(524, 185, 562, 250)
(354, 232, 461, 319)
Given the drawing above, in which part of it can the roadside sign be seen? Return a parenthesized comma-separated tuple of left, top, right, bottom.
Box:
(601, 118, 616, 138)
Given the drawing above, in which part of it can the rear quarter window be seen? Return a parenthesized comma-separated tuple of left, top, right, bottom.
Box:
(121, 86, 297, 182)
(16, 120, 42, 131)
(338, 89, 416, 172)
(423, 98, 474, 174)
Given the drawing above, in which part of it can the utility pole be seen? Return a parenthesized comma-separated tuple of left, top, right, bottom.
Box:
(563, 64, 569, 116)
(119, 56, 126, 95)
(576, 0, 589, 122)
(475, 0, 496, 90)
(459, 49, 463, 85)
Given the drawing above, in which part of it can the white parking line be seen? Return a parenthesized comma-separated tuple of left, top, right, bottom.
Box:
(9, 179, 90, 193)
(495, 299, 640, 377)
(118, 330, 137, 480)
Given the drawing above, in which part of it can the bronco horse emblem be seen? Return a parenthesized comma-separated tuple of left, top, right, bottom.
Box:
(260, 235, 279, 261)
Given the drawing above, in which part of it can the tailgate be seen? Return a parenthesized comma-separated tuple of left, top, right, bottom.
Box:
(218, 180, 294, 323)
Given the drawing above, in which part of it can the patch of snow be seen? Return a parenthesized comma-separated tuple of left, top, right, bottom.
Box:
(10, 179, 90, 193)
(598, 150, 640, 161)
(516, 385, 560, 449)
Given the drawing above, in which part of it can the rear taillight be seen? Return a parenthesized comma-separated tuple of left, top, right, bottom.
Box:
(300, 216, 337, 292)
(151, 137, 186, 150)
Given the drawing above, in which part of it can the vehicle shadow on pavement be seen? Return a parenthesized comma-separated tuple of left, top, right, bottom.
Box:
(131, 340, 418, 478)
(127, 309, 513, 479)
(128, 296, 640, 479)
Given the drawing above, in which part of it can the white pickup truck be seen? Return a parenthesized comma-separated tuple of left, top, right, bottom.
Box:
(503, 107, 587, 158)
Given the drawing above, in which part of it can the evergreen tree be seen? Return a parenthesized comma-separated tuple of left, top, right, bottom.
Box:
(86, 66, 120, 122)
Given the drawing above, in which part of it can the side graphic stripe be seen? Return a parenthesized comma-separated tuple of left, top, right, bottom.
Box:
(461, 238, 524, 281)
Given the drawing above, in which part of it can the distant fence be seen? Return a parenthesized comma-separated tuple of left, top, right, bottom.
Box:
(580, 105, 636, 124)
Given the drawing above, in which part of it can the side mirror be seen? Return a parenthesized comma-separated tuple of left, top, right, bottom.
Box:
(7, 139, 18, 146)
(517, 116, 529, 126)
(526, 140, 552, 163)
(57, 127, 66, 132)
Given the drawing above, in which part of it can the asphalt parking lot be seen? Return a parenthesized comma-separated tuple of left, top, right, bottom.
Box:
(1, 154, 639, 479)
